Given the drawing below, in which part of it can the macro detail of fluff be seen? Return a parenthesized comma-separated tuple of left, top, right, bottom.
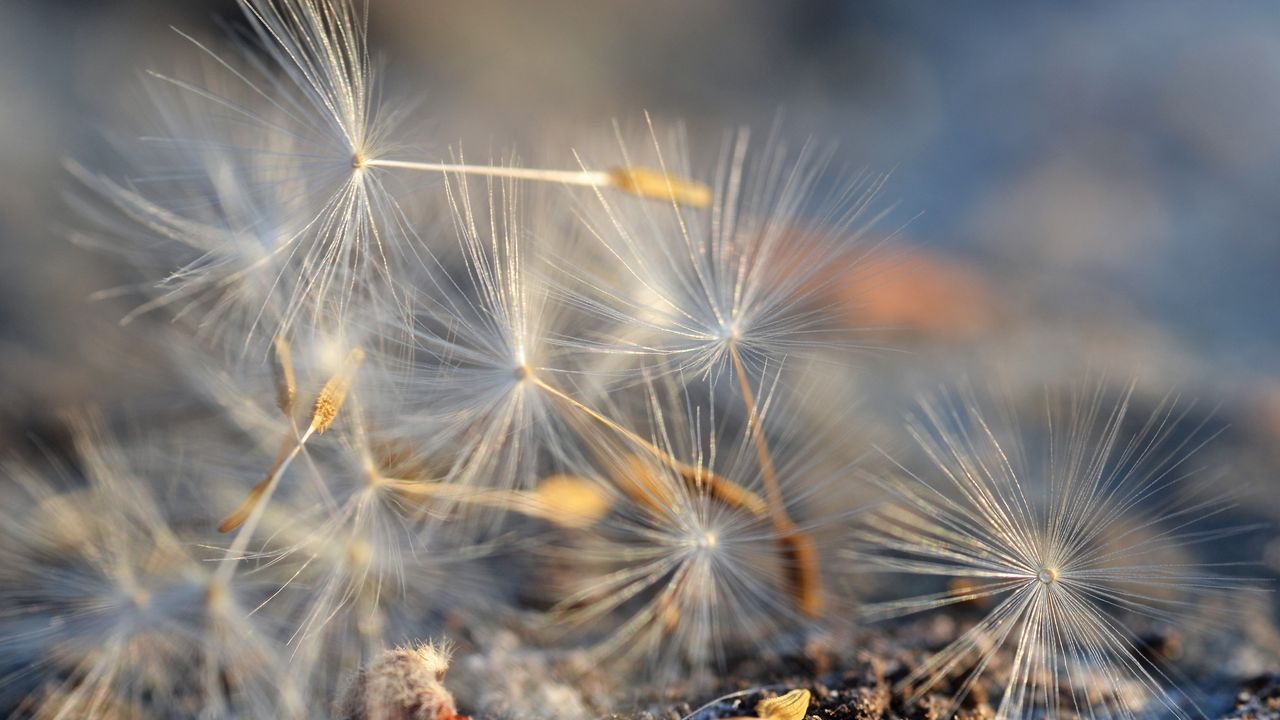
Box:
(1, 0, 1269, 719)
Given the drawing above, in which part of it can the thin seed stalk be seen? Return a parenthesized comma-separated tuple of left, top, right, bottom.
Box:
(527, 374, 768, 517)
(380, 476, 605, 528)
(728, 345, 788, 530)
(215, 347, 365, 583)
(362, 158, 712, 208)
(729, 344, 825, 617)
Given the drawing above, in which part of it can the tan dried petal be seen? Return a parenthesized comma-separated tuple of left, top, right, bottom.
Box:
(757, 689, 811, 720)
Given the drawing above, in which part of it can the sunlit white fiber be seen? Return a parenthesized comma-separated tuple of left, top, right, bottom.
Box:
(565, 117, 889, 388)
(399, 171, 608, 495)
(72, 0, 426, 345)
(0, 421, 300, 719)
(854, 381, 1254, 720)
(552, 375, 850, 685)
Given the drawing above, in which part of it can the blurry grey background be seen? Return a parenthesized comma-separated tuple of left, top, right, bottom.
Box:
(2, 0, 1280, 442)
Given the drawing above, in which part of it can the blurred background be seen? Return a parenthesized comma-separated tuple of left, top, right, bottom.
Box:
(2, 0, 1279, 500)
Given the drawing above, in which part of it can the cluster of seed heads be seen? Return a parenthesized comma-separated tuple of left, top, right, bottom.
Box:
(0, 1, 1260, 719)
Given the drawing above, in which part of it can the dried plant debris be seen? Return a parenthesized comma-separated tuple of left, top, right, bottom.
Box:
(625, 606, 1266, 720)
(671, 656, 888, 720)
(1225, 674, 1280, 720)
(338, 642, 463, 720)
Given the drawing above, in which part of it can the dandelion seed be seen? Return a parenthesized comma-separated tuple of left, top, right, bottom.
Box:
(0, 419, 301, 719)
(556, 120, 892, 620)
(217, 343, 364, 535)
(566, 115, 889, 385)
(73, 0, 710, 346)
(192, 352, 510, 708)
(273, 335, 299, 415)
(398, 170, 664, 505)
(205, 434, 501, 710)
(269, 469, 502, 709)
(312, 346, 367, 433)
(854, 381, 1257, 720)
(552, 378, 848, 684)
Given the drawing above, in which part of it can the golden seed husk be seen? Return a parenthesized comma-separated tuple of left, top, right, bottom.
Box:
(311, 347, 365, 434)
(535, 474, 613, 528)
(608, 167, 713, 208)
(271, 336, 297, 417)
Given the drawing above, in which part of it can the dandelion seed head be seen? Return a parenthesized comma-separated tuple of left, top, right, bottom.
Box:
(855, 380, 1258, 720)
(0, 419, 299, 718)
(551, 377, 852, 686)
(394, 171, 607, 496)
(565, 117, 888, 386)
(212, 397, 507, 711)
(71, 0, 427, 345)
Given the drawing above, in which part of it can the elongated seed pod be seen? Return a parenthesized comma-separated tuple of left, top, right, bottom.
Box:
(607, 166, 712, 208)
(311, 347, 365, 434)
